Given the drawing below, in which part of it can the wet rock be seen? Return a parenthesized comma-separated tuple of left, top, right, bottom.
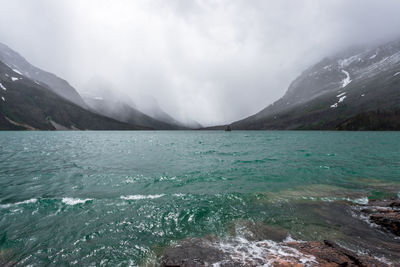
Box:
(227, 220, 289, 242)
(370, 211, 400, 236)
(360, 199, 400, 236)
(367, 199, 400, 208)
(160, 237, 226, 267)
(160, 237, 390, 266)
(288, 240, 389, 267)
(0, 250, 15, 267)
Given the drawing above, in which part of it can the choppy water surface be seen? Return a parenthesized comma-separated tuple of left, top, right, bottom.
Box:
(0, 131, 399, 266)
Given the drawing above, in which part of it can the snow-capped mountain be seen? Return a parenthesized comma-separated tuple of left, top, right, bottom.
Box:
(231, 38, 400, 130)
(0, 42, 87, 108)
(0, 43, 193, 130)
(0, 60, 143, 130)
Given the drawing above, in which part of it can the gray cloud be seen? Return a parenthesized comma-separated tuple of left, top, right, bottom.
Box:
(0, 0, 400, 125)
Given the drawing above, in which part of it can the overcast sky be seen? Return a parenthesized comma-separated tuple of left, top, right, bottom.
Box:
(0, 0, 400, 125)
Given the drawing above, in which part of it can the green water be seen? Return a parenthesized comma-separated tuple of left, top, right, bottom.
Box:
(0, 131, 399, 265)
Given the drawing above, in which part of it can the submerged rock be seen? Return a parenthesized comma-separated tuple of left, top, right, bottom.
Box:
(160, 237, 389, 267)
(160, 237, 226, 267)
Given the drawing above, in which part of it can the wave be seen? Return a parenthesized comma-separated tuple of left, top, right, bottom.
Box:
(61, 197, 93, 205)
(0, 198, 38, 208)
(302, 196, 369, 205)
(212, 237, 317, 266)
(166, 236, 317, 267)
(120, 194, 165, 200)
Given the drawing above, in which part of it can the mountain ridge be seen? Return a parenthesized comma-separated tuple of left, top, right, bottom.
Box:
(0, 60, 148, 130)
(0, 42, 87, 108)
(228, 38, 400, 130)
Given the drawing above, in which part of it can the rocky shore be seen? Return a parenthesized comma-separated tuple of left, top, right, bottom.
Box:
(160, 238, 389, 267)
(160, 199, 400, 267)
(359, 199, 400, 236)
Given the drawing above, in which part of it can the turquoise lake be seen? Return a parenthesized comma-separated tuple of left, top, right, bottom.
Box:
(0, 131, 399, 265)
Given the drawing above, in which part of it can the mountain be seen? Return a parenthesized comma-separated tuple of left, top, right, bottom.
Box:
(135, 95, 182, 125)
(0, 42, 87, 108)
(0, 60, 144, 130)
(135, 95, 203, 129)
(80, 78, 184, 130)
(231, 39, 400, 130)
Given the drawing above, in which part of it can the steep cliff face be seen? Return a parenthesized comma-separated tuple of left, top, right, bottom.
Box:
(231, 39, 400, 130)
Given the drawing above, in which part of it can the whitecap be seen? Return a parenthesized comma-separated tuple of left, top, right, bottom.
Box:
(351, 197, 369, 205)
(211, 236, 317, 266)
(120, 194, 165, 200)
(61, 197, 92, 205)
(0, 198, 38, 208)
(172, 193, 185, 197)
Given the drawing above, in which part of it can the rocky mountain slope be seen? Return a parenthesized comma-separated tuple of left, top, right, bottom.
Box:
(0, 43, 194, 130)
(0, 42, 87, 108)
(80, 79, 185, 130)
(231, 39, 400, 130)
(0, 61, 144, 130)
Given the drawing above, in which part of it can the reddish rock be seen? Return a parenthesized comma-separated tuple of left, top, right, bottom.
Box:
(288, 240, 389, 267)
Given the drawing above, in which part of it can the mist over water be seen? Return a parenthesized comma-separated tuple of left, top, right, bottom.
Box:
(1, 0, 400, 125)
(1, 131, 399, 265)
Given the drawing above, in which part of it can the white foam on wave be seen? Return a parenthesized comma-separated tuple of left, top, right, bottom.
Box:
(0, 198, 37, 208)
(303, 196, 369, 205)
(120, 194, 165, 200)
(61, 197, 92, 205)
(172, 193, 186, 197)
(351, 197, 369, 205)
(211, 236, 317, 266)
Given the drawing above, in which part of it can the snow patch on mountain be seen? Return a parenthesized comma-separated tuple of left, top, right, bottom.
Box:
(338, 95, 346, 103)
(0, 83, 6, 91)
(338, 55, 361, 68)
(355, 51, 400, 79)
(330, 92, 347, 108)
(336, 92, 346, 97)
(12, 68, 22, 75)
(341, 70, 352, 87)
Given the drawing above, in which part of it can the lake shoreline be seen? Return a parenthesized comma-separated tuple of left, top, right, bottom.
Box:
(160, 198, 400, 266)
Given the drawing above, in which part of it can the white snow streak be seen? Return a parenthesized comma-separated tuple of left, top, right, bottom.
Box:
(0, 83, 6, 91)
(336, 92, 346, 97)
(341, 70, 352, 87)
(330, 92, 347, 108)
(12, 69, 22, 75)
(338, 95, 346, 103)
